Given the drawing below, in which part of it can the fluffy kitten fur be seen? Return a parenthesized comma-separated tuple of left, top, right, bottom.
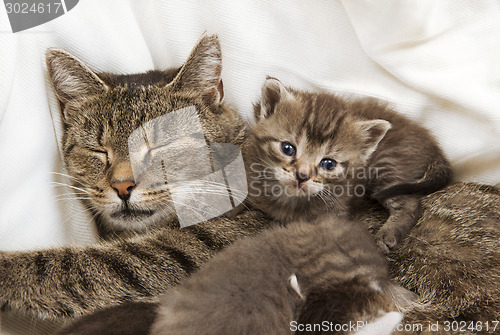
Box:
(157, 217, 404, 334)
(58, 217, 410, 335)
(0, 33, 498, 334)
(55, 302, 158, 335)
(52, 183, 500, 335)
(245, 78, 452, 252)
(0, 34, 273, 319)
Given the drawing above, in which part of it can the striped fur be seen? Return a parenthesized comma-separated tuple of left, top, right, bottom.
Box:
(56, 216, 409, 335)
(23, 182, 499, 333)
(0, 34, 275, 319)
(356, 182, 500, 333)
(246, 78, 452, 253)
(0, 34, 497, 334)
(0, 210, 271, 319)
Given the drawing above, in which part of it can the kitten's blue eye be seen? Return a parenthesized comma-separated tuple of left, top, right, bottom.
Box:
(281, 142, 296, 156)
(319, 158, 337, 170)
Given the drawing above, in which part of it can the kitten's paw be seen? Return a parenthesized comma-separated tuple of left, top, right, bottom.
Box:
(375, 228, 399, 254)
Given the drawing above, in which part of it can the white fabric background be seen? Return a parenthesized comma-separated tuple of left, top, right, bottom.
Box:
(1, 0, 499, 253)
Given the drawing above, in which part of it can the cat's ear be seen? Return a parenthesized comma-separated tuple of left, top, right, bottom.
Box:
(255, 77, 293, 121)
(356, 119, 391, 163)
(167, 33, 224, 104)
(353, 312, 402, 335)
(45, 48, 109, 105)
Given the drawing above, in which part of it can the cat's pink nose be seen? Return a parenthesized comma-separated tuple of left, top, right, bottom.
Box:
(111, 180, 136, 201)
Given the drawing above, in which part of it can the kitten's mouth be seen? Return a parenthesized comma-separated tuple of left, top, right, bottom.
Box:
(284, 183, 310, 196)
(110, 208, 155, 219)
(281, 180, 322, 197)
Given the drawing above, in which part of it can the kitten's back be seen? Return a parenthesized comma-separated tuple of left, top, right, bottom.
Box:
(151, 217, 409, 335)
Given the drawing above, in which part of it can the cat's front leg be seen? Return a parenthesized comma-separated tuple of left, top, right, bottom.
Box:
(0, 210, 270, 319)
(375, 195, 421, 254)
(0, 228, 211, 319)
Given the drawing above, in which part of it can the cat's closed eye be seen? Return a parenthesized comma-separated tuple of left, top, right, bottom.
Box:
(92, 149, 110, 165)
(67, 146, 109, 179)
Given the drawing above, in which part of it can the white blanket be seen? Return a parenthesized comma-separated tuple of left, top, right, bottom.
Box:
(1, 0, 499, 252)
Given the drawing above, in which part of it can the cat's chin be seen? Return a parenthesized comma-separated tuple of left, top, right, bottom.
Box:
(110, 208, 156, 219)
(103, 209, 174, 232)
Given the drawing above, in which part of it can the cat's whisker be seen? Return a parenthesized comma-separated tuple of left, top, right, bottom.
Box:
(55, 191, 91, 196)
(55, 196, 91, 201)
(55, 197, 92, 203)
(175, 195, 222, 214)
(181, 189, 248, 198)
(49, 171, 85, 183)
(54, 194, 90, 200)
(171, 183, 249, 199)
(168, 198, 221, 220)
(51, 181, 91, 194)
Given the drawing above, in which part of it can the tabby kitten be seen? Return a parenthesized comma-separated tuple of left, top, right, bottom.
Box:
(0, 33, 498, 333)
(0, 34, 273, 319)
(245, 77, 452, 252)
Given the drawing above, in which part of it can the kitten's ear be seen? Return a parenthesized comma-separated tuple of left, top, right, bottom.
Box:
(45, 48, 109, 105)
(354, 312, 402, 335)
(356, 119, 391, 163)
(167, 33, 224, 104)
(256, 77, 293, 121)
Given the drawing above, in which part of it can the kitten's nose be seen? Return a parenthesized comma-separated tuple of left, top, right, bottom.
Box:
(295, 171, 310, 184)
(111, 180, 136, 201)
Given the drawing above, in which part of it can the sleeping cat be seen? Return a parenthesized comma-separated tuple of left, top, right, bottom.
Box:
(56, 216, 413, 335)
(52, 34, 248, 237)
(0, 33, 499, 332)
(0, 34, 274, 319)
(245, 77, 452, 252)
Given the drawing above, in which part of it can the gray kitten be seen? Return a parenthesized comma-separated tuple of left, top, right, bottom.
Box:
(152, 218, 410, 335)
(57, 216, 414, 335)
(245, 78, 452, 252)
(1, 33, 498, 334)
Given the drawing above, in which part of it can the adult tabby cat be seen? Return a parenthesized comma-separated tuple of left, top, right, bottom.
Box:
(245, 77, 452, 253)
(0, 34, 274, 319)
(57, 216, 410, 335)
(0, 33, 498, 332)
